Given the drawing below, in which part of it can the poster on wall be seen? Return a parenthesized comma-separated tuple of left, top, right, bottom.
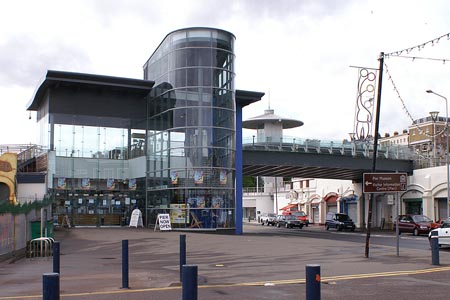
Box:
(81, 178, 91, 190)
(128, 178, 137, 190)
(212, 197, 223, 208)
(196, 196, 205, 208)
(170, 204, 187, 223)
(194, 170, 203, 184)
(57, 177, 66, 189)
(107, 178, 116, 190)
(170, 171, 179, 185)
(219, 170, 227, 185)
(187, 197, 204, 208)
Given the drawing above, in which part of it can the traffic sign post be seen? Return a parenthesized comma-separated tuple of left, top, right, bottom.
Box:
(363, 173, 407, 194)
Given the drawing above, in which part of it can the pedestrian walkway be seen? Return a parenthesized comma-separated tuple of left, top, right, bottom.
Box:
(1, 225, 449, 299)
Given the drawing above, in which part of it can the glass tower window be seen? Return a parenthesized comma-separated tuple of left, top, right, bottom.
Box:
(144, 28, 236, 229)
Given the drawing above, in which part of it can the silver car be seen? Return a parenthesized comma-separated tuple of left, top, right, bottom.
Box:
(260, 213, 277, 226)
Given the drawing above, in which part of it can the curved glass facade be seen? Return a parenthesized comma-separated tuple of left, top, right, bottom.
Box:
(143, 28, 236, 229)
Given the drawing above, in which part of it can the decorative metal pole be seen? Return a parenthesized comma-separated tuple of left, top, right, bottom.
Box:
(365, 52, 384, 258)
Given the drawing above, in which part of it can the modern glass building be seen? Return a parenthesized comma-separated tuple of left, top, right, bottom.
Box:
(26, 27, 264, 233)
(143, 28, 237, 229)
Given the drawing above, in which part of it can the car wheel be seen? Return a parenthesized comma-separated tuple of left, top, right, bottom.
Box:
(326, 224, 329, 230)
(305, 223, 308, 227)
(277, 223, 280, 228)
(351, 226, 355, 232)
(337, 225, 343, 231)
(413, 228, 419, 236)
(285, 223, 289, 228)
(261, 221, 264, 226)
(299, 224, 304, 229)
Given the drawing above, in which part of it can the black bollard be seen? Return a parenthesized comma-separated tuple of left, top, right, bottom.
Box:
(182, 265, 197, 300)
(431, 230, 440, 266)
(43, 272, 60, 300)
(180, 234, 186, 282)
(122, 240, 129, 289)
(53, 241, 60, 274)
(306, 264, 321, 300)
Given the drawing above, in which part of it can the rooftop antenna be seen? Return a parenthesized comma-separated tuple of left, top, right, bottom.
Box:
(268, 88, 271, 109)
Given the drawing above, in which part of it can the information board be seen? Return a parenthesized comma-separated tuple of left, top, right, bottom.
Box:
(129, 208, 143, 228)
(363, 173, 407, 193)
(155, 213, 172, 231)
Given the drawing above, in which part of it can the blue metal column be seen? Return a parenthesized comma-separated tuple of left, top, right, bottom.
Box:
(53, 241, 60, 274)
(122, 240, 129, 288)
(182, 265, 198, 300)
(43, 272, 59, 300)
(306, 264, 321, 300)
(430, 231, 440, 265)
(235, 104, 244, 235)
(180, 234, 186, 282)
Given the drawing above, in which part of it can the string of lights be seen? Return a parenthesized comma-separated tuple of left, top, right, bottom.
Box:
(386, 55, 450, 64)
(385, 32, 450, 58)
(383, 62, 447, 138)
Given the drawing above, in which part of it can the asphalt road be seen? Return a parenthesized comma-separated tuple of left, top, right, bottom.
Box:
(1, 223, 450, 300)
(254, 222, 435, 251)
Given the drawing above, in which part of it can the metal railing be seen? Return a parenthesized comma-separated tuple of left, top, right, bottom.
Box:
(243, 136, 415, 161)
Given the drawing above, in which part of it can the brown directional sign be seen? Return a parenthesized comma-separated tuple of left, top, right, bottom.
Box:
(363, 173, 408, 193)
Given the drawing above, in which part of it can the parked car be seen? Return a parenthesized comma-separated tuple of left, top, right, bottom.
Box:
(428, 218, 450, 247)
(291, 211, 309, 227)
(276, 215, 304, 229)
(325, 212, 355, 231)
(394, 214, 432, 236)
(260, 213, 277, 226)
(430, 218, 447, 230)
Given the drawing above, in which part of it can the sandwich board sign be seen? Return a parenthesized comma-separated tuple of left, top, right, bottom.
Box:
(129, 208, 143, 228)
(155, 213, 172, 231)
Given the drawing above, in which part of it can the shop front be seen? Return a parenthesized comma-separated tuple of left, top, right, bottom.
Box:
(341, 194, 358, 223)
(324, 192, 338, 214)
(52, 177, 145, 227)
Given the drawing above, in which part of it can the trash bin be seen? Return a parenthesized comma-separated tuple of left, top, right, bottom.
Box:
(30, 220, 54, 239)
(31, 221, 41, 240)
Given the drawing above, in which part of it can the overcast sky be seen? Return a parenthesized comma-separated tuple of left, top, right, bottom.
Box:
(1, 0, 449, 145)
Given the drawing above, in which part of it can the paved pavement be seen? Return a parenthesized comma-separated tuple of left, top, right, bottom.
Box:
(1, 223, 450, 299)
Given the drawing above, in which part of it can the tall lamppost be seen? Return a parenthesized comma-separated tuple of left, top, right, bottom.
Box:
(426, 90, 449, 218)
(429, 111, 439, 167)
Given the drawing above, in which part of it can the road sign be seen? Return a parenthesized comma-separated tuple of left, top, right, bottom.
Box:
(363, 173, 407, 193)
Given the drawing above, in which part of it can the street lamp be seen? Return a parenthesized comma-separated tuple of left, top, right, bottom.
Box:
(429, 111, 439, 167)
(426, 90, 449, 218)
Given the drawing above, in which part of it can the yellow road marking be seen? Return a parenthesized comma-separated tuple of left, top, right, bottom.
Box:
(2, 266, 450, 299)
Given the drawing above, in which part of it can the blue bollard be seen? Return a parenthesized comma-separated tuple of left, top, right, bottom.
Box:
(122, 240, 129, 289)
(182, 265, 197, 300)
(53, 241, 60, 274)
(43, 272, 60, 300)
(306, 264, 321, 300)
(431, 230, 440, 265)
(180, 234, 186, 282)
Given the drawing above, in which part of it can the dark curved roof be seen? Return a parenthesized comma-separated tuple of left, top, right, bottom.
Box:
(243, 109, 304, 129)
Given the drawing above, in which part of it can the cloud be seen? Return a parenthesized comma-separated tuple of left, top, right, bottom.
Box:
(0, 34, 92, 88)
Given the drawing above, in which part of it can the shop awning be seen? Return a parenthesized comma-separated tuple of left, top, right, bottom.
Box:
(279, 203, 298, 211)
(324, 193, 338, 204)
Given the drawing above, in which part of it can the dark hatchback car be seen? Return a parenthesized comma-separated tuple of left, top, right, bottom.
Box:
(325, 212, 355, 231)
(276, 215, 305, 229)
(394, 214, 432, 236)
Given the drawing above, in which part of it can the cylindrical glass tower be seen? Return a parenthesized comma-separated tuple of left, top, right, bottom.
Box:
(143, 28, 236, 229)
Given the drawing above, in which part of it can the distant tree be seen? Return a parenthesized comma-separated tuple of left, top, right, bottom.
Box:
(243, 176, 256, 188)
